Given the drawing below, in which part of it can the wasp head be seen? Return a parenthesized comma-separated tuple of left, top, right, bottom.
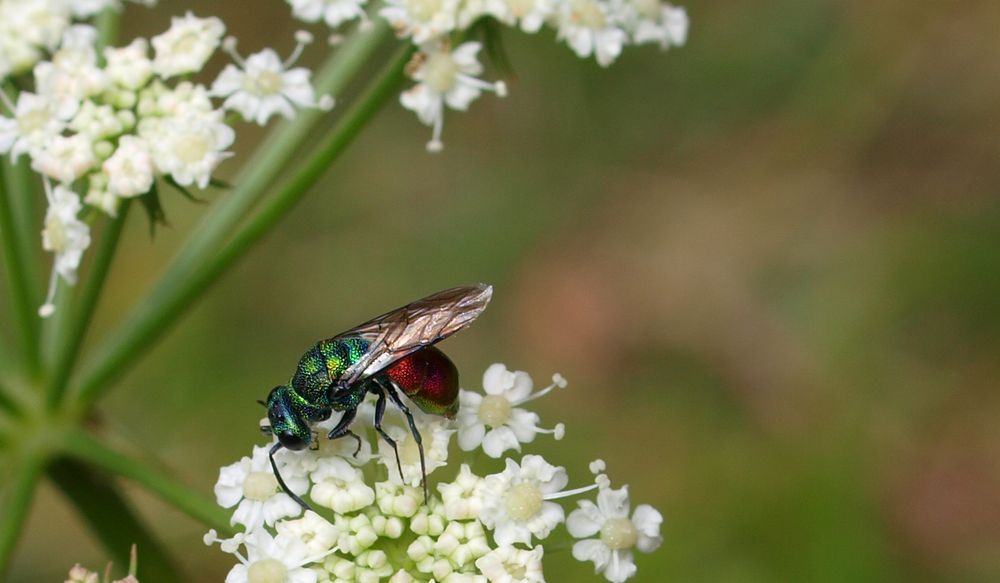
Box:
(265, 385, 311, 451)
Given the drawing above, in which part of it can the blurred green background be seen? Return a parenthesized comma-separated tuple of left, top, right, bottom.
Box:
(6, 0, 1000, 580)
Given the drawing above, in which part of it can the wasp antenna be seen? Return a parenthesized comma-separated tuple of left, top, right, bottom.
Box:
(257, 399, 267, 407)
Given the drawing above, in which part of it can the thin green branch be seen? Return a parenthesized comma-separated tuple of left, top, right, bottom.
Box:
(48, 458, 184, 583)
(0, 160, 41, 378)
(73, 40, 412, 411)
(0, 455, 44, 578)
(95, 6, 122, 54)
(46, 203, 132, 411)
(59, 429, 232, 534)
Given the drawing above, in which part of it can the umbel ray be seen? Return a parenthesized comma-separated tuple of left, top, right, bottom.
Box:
(260, 284, 493, 511)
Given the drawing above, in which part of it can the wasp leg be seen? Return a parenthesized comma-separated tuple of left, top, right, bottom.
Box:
(260, 424, 273, 436)
(372, 386, 406, 484)
(381, 379, 428, 501)
(325, 408, 362, 458)
(269, 442, 313, 512)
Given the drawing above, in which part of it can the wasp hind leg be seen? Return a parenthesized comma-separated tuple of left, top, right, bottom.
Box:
(325, 408, 362, 458)
(380, 379, 428, 501)
(268, 442, 313, 512)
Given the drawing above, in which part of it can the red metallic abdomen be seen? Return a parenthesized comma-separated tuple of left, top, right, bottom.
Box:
(386, 346, 459, 418)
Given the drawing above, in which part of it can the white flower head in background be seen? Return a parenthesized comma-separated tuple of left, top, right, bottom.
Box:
(457, 364, 566, 458)
(141, 107, 234, 188)
(39, 182, 91, 317)
(556, 0, 628, 67)
(287, 0, 370, 29)
(0, 91, 65, 161)
(622, 0, 688, 49)
(151, 12, 225, 78)
(0, 0, 70, 80)
(103, 135, 154, 198)
(104, 38, 154, 90)
(32, 25, 108, 120)
(211, 31, 333, 126)
(568, 484, 663, 583)
(400, 41, 507, 152)
(30, 133, 96, 184)
(380, 0, 461, 43)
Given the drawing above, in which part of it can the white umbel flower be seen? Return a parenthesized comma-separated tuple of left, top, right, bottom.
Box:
(214, 444, 308, 532)
(211, 33, 329, 126)
(151, 12, 225, 78)
(375, 420, 454, 488)
(457, 364, 566, 458)
(625, 0, 688, 49)
(479, 455, 569, 546)
(105, 38, 154, 90)
(567, 485, 663, 583)
(475, 546, 545, 583)
(0, 92, 65, 160)
(214, 528, 331, 583)
(38, 183, 91, 317)
(30, 133, 96, 184)
(287, 0, 369, 28)
(33, 25, 108, 120)
(0, 0, 70, 80)
(309, 456, 376, 513)
(400, 42, 507, 152)
(556, 0, 628, 67)
(103, 136, 154, 197)
(380, 0, 461, 43)
(140, 108, 234, 188)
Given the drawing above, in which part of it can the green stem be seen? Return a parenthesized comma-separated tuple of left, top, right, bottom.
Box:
(73, 41, 412, 411)
(59, 429, 232, 534)
(95, 6, 121, 55)
(48, 458, 183, 583)
(0, 380, 26, 419)
(45, 203, 131, 411)
(0, 160, 41, 378)
(0, 455, 44, 579)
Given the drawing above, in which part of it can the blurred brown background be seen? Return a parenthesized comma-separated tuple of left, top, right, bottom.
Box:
(8, 0, 1000, 580)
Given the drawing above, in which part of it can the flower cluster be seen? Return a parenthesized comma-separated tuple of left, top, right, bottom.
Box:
(285, 0, 688, 150)
(208, 364, 663, 582)
(0, 0, 155, 83)
(0, 9, 328, 317)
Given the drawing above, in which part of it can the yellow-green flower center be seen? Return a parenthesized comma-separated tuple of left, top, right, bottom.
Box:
(600, 517, 639, 550)
(18, 108, 50, 136)
(478, 395, 512, 428)
(175, 132, 211, 164)
(245, 70, 284, 96)
(423, 53, 460, 94)
(243, 471, 278, 501)
(247, 558, 288, 583)
(504, 482, 543, 521)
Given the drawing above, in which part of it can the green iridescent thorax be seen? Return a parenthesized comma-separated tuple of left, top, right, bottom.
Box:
(290, 336, 370, 406)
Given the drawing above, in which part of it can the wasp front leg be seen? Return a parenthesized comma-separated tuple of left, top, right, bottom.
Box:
(325, 407, 362, 458)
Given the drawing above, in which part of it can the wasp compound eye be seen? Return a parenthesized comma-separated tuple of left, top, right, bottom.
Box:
(278, 429, 309, 451)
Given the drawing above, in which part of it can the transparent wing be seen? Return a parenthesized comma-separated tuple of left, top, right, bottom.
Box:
(330, 284, 493, 388)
